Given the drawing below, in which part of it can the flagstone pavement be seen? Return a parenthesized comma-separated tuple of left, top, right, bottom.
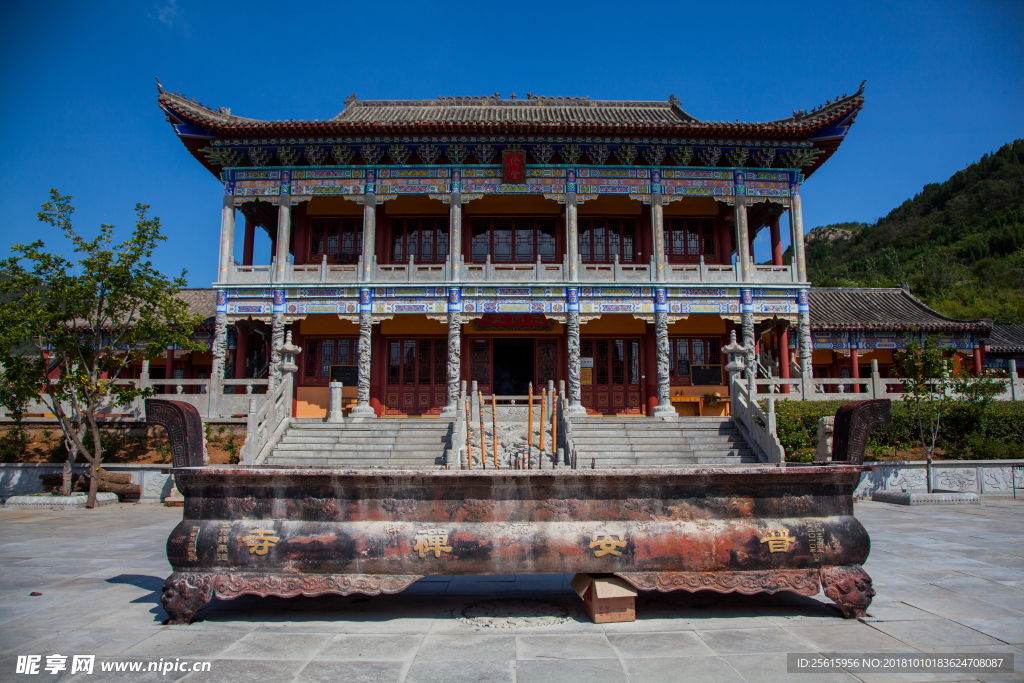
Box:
(0, 498, 1021, 682)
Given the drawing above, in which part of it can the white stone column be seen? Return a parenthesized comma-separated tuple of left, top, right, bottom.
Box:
(217, 196, 235, 284)
(450, 177, 462, 277)
(652, 192, 666, 283)
(328, 382, 344, 423)
(361, 172, 377, 283)
(789, 187, 808, 283)
(274, 201, 291, 283)
(734, 195, 752, 284)
(350, 289, 376, 417)
(566, 191, 579, 282)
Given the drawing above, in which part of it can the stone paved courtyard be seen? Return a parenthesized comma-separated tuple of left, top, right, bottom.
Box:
(0, 498, 1021, 682)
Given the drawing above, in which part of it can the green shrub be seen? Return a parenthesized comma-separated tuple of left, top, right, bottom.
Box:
(768, 398, 1024, 460)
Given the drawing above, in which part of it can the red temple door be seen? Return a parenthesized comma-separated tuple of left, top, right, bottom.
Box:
(581, 338, 642, 415)
(385, 338, 447, 416)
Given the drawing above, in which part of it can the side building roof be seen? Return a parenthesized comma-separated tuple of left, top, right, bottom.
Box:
(809, 288, 992, 333)
(985, 325, 1024, 353)
(176, 288, 216, 326)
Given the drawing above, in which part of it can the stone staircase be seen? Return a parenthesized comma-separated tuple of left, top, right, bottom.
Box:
(263, 418, 454, 468)
(568, 415, 757, 468)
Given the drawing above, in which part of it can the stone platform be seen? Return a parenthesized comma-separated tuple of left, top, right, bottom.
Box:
(160, 465, 875, 624)
(3, 492, 119, 509)
(1, 499, 1020, 682)
(873, 491, 982, 506)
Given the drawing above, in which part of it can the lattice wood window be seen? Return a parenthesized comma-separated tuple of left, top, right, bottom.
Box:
(537, 341, 557, 387)
(669, 338, 722, 386)
(581, 339, 641, 386)
(302, 337, 357, 386)
(389, 217, 449, 264)
(579, 218, 637, 264)
(386, 339, 447, 385)
(470, 340, 491, 383)
(664, 218, 716, 263)
(470, 218, 557, 263)
(310, 217, 363, 264)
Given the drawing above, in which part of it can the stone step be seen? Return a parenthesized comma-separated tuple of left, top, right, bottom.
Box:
(585, 449, 752, 459)
(292, 421, 452, 428)
(268, 459, 446, 468)
(575, 442, 747, 453)
(283, 429, 451, 439)
(569, 425, 741, 434)
(572, 434, 745, 444)
(278, 435, 448, 446)
(272, 444, 448, 454)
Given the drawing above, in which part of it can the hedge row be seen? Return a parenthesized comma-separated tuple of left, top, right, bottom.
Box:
(767, 399, 1024, 461)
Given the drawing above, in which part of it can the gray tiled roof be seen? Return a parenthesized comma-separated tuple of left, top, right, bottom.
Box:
(985, 325, 1024, 352)
(175, 288, 215, 323)
(809, 288, 991, 332)
(156, 81, 865, 137)
(332, 98, 697, 126)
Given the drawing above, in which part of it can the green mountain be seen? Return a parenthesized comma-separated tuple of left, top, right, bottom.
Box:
(805, 139, 1024, 322)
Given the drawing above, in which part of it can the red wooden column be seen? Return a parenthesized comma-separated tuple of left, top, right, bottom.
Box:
(165, 348, 175, 392)
(770, 219, 791, 393)
(235, 323, 249, 379)
(778, 328, 791, 394)
(243, 217, 256, 266)
(722, 217, 734, 267)
(770, 219, 783, 265)
(644, 324, 658, 416)
(973, 345, 983, 376)
(850, 347, 860, 393)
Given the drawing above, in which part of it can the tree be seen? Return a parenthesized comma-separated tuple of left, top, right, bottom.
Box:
(0, 190, 202, 506)
(894, 335, 959, 492)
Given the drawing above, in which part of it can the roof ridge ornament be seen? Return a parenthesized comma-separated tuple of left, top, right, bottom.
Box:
(345, 93, 357, 107)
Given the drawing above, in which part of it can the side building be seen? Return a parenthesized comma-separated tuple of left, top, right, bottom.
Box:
(158, 82, 867, 418)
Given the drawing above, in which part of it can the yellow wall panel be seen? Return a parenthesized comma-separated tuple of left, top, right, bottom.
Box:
(299, 315, 360, 336)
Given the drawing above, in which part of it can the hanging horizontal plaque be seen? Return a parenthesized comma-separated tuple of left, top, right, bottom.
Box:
(475, 313, 553, 331)
(502, 149, 526, 184)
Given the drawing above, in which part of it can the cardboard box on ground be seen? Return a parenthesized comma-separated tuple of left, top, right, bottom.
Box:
(570, 573, 637, 623)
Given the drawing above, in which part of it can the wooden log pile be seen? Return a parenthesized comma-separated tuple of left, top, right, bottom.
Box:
(38, 469, 141, 500)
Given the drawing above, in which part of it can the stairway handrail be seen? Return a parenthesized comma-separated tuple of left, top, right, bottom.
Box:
(242, 372, 293, 465)
(730, 374, 785, 464)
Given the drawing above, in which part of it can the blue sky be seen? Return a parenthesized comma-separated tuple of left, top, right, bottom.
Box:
(1, 0, 1021, 286)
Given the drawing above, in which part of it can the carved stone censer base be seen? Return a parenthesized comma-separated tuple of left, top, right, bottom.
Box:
(160, 466, 875, 624)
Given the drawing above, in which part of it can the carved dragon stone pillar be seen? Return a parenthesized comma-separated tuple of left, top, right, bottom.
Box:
(211, 291, 228, 381)
(652, 288, 674, 417)
(350, 289, 376, 417)
(565, 288, 586, 415)
(798, 290, 812, 380)
(267, 290, 286, 393)
(441, 288, 462, 417)
(741, 290, 756, 399)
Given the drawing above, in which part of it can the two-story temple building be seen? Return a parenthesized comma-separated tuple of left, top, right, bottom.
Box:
(157, 81, 868, 419)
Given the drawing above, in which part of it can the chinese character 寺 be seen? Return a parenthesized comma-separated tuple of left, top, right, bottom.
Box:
(590, 533, 627, 557)
(241, 528, 280, 555)
(760, 528, 795, 553)
(413, 528, 452, 558)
